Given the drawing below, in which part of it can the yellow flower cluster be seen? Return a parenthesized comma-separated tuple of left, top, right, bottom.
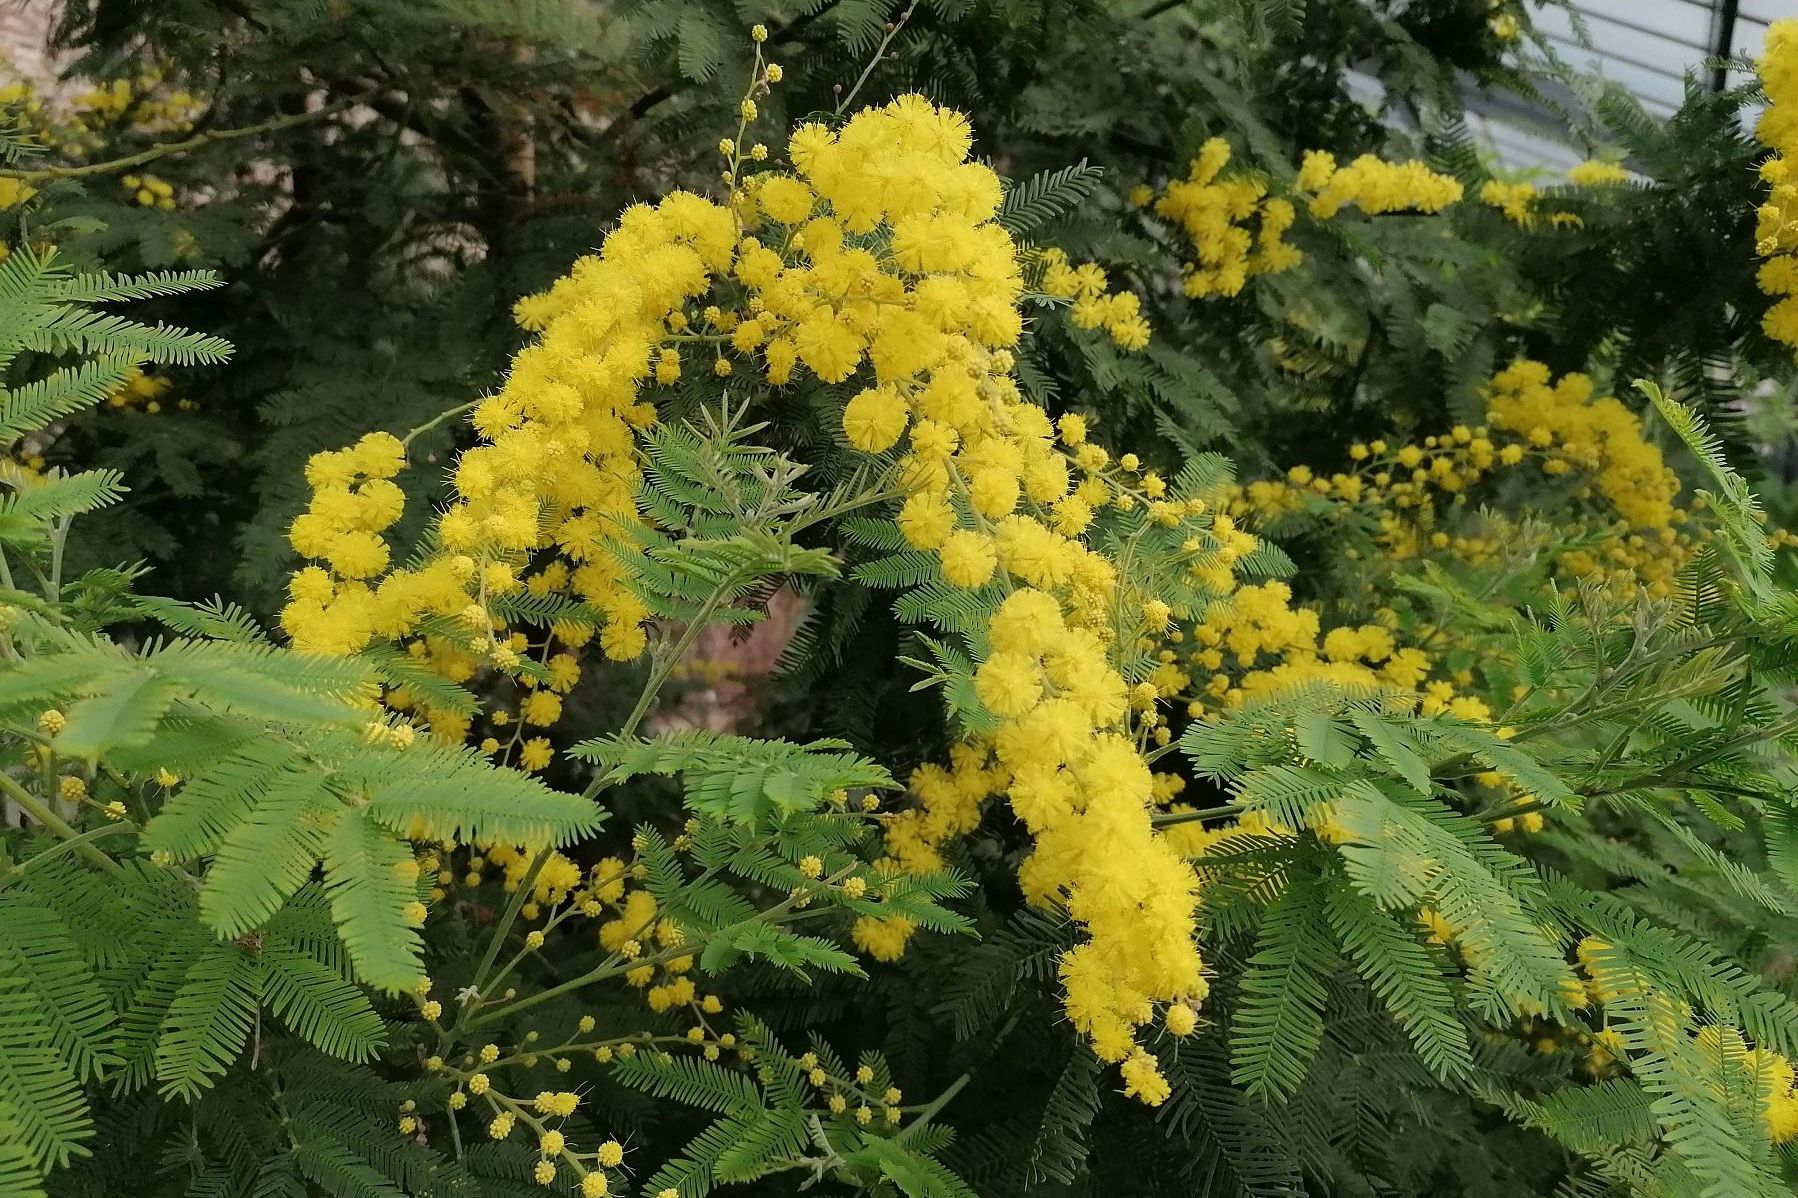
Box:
(1567, 159, 1629, 187)
(1133, 563, 1496, 738)
(0, 177, 34, 214)
(0, 447, 46, 488)
(1148, 140, 1463, 300)
(482, 843, 588, 914)
(1482, 361, 1679, 533)
(273, 82, 1242, 1104)
(282, 431, 413, 648)
(1754, 19, 1798, 353)
(1154, 137, 1302, 297)
(795, 1049, 906, 1124)
(1571, 938, 1798, 1138)
(1180, 582, 1486, 716)
(0, 83, 40, 237)
(0, 72, 202, 259)
(69, 72, 201, 137)
(1692, 1027, 1798, 1143)
(1479, 177, 1588, 230)
(121, 173, 176, 210)
(281, 179, 737, 747)
(1488, 1, 1521, 41)
(746, 99, 1221, 1102)
(1037, 247, 1152, 347)
(1162, 360, 1696, 754)
(883, 744, 997, 876)
(1296, 150, 1464, 218)
(733, 95, 1015, 403)
(435, 838, 732, 1030)
(104, 366, 188, 414)
(986, 590, 1201, 1106)
(0, 72, 200, 161)
(1478, 179, 1537, 225)
(1222, 361, 1689, 598)
(446, 1025, 642, 1193)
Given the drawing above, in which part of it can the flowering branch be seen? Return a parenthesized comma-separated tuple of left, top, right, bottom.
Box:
(0, 100, 357, 183)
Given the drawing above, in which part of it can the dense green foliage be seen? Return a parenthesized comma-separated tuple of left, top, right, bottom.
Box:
(6, 3, 1798, 1198)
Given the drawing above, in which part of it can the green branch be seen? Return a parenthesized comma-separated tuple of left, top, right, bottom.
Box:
(578, 578, 737, 803)
(0, 100, 358, 183)
(6, 820, 135, 881)
(0, 769, 124, 877)
(402, 400, 478, 447)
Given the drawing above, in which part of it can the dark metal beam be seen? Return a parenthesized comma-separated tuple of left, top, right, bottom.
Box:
(1710, 0, 1741, 92)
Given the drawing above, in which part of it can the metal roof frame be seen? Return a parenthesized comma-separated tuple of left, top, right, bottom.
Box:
(1450, 0, 1780, 170)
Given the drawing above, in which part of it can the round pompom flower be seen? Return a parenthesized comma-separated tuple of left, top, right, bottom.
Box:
(842, 384, 909, 452)
(939, 531, 997, 587)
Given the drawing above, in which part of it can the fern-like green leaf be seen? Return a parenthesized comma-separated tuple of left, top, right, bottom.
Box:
(345, 733, 601, 848)
(1640, 379, 1774, 598)
(1230, 874, 1335, 1103)
(0, 895, 116, 1083)
(1024, 1048, 1101, 1186)
(0, 1110, 47, 1198)
(152, 944, 261, 1100)
(610, 1051, 760, 1115)
(575, 729, 896, 824)
(199, 774, 343, 940)
(319, 812, 423, 995)
(1001, 162, 1104, 235)
(1325, 885, 1472, 1082)
(0, 978, 89, 1171)
(50, 668, 176, 760)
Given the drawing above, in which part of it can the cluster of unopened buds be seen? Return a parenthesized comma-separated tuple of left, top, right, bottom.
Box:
(120, 173, 176, 210)
(798, 1051, 905, 1125)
